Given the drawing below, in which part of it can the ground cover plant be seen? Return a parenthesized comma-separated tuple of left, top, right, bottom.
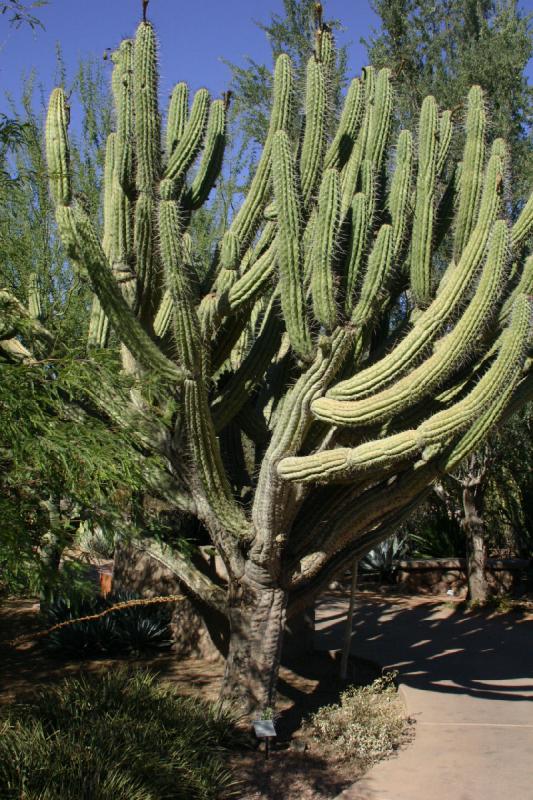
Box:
(305, 672, 410, 768)
(0, 668, 245, 800)
(1, 0, 532, 714)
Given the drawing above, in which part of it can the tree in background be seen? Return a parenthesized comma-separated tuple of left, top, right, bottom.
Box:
(366, 0, 533, 207)
(366, 0, 533, 602)
(0, 0, 47, 29)
(0, 46, 145, 598)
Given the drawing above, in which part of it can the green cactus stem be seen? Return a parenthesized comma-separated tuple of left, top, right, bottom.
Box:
(311, 168, 340, 331)
(453, 85, 486, 261)
(272, 130, 312, 360)
(410, 95, 438, 307)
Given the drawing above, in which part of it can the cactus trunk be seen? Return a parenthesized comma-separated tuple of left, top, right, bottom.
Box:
(221, 583, 287, 710)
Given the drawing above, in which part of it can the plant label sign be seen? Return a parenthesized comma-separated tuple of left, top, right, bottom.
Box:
(253, 719, 276, 738)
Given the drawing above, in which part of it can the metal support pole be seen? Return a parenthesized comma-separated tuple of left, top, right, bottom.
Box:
(340, 558, 359, 680)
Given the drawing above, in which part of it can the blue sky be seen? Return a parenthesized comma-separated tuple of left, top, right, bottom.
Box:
(0, 0, 532, 118)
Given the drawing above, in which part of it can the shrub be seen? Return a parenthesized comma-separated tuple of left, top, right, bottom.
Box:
(0, 669, 244, 799)
(305, 673, 410, 768)
(75, 523, 116, 559)
(42, 591, 173, 656)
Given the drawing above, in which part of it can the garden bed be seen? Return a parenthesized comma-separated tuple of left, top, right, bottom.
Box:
(0, 596, 411, 799)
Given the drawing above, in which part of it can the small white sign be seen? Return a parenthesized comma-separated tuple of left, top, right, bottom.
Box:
(253, 719, 277, 738)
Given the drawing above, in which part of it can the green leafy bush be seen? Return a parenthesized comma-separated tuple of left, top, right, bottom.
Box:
(43, 591, 172, 655)
(305, 673, 411, 768)
(0, 669, 244, 800)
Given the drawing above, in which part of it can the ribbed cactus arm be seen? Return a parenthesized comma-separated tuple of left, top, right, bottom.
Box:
(158, 195, 202, 374)
(110, 44, 135, 306)
(328, 144, 504, 401)
(499, 254, 533, 326)
(419, 294, 531, 445)
(46, 88, 184, 383)
(339, 68, 374, 215)
(278, 429, 420, 483)
(436, 110, 453, 178)
(58, 203, 186, 382)
(324, 78, 364, 171)
(311, 168, 340, 331)
(219, 54, 294, 270)
(278, 294, 530, 486)
(0, 290, 51, 345)
(300, 56, 327, 209)
(165, 82, 189, 160)
(134, 21, 161, 191)
(410, 95, 439, 307)
(211, 297, 283, 433)
(164, 87, 210, 187)
(184, 379, 252, 545)
(388, 129, 413, 258)
(314, 219, 510, 427)
(350, 224, 393, 328)
(364, 68, 392, 173)
(511, 190, 533, 251)
(88, 133, 117, 347)
(45, 88, 72, 206)
(225, 243, 277, 312)
(132, 23, 162, 313)
(88, 296, 109, 348)
(272, 130, 312, 360)
(343, 192, 368, 315)
(102, 134, 117, 257)
(28, 273, 43, 321)
(251, 329, 354, 561)
(352, 66, 375, 162)
(182, 98, 226, 211)
(443, 366, 531, 473)
(113, 40, 135, 194)
(453, 86, 486, 261)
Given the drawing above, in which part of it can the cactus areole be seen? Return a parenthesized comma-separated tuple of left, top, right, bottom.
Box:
(6, 8, 531, 712)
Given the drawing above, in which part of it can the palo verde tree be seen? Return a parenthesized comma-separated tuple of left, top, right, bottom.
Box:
(2, 1, 533, 710)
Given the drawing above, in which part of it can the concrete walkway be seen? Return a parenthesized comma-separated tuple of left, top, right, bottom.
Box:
(314, 593, 533, 800)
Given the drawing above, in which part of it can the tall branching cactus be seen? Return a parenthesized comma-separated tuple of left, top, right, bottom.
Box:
(2, 3, 533, 712)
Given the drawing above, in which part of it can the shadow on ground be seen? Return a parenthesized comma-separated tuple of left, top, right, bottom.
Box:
(316, 593, 533, 704)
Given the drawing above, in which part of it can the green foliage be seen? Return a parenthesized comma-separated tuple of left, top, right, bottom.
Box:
(0, 669, 244, 799)
(483, 405, 533, 554)
(0, 0, 47, 29)
(0, 352, 145, 597)
(42, 591, 173, 655)
(404, 502, 467, 559)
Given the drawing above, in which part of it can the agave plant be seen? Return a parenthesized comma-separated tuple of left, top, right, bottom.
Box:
(44, 591, 172, 655)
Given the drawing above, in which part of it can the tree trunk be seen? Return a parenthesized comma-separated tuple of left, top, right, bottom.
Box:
(462, 482, 489, 604)
(38, 495, 64, 603)
(220, 583, 288, 713)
